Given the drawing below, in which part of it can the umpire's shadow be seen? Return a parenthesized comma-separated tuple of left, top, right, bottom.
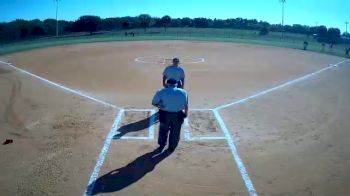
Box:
(113, 112, 159, 139)
(87, 148, 173, 195)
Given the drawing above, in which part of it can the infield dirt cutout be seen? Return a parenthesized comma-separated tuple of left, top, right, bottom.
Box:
(1, 40, 350, 195)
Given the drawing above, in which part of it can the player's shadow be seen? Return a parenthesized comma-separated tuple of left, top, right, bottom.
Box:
(113, 112, 159, 139)
(86, 148, 172, 195)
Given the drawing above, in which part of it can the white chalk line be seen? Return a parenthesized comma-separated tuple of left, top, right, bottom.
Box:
(183, 118, 192, 141)
(113, 109, 156, 140)
(183, 114, 226, 141)
(84, 109, 125, 196)
(213, 109, 257, 196)
(210, 59, 349, 195)
(215, 59, 350, 110)
(126, 108, 214, 111)
(135, 55, 205, 64)
(148, 109, 156, 140)
(2, 58, 348, 113)
(124, 108, 154, 112)
(192, 136, 226, 140)
(115, 136, 151, 140)
(0, 60, 120, 109)
(108, 109, 226, 141)
(190, 108, 213, 111)
(5, 56, 346, 196)
(83, 58, 348, 195)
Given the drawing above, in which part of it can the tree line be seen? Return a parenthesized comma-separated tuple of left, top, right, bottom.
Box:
(0, 14, 344, 44)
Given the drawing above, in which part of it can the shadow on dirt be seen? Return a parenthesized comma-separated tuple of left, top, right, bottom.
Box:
(86, 147, 172, 195)
(113, 112, 159, 139)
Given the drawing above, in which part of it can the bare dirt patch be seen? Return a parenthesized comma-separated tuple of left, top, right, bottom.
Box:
(188, 111, 222, 137)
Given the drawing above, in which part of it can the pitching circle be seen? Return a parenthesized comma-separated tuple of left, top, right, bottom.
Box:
(135, 55, 205, 64)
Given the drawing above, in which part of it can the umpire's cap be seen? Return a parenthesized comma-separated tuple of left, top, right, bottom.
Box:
(173, 57, 180, 63)
(166, 78, 177, 85)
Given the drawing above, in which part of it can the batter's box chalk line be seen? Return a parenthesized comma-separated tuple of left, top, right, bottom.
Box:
(84, 108, 258, 196)
(112, 109, 224, 141)
(84, 57, 349, 196)
(2, 59, 349, 196)
(183, 110, 226, 141)
(113, 109, 156, 140)
(135, 55, 205, 64)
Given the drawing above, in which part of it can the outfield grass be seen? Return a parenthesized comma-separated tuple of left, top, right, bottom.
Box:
(0, 28, 349, 58)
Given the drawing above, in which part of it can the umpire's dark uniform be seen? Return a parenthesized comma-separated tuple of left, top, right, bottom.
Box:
(152, 78, 188, 152)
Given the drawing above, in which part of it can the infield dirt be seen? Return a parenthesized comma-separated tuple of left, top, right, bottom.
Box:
(1, 41, 349, 195)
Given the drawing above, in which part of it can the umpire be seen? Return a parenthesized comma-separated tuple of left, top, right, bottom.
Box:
(162, 57, 185, 88)
(152, 78, 188, 152)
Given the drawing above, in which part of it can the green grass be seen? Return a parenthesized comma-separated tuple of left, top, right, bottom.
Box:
(1, 28, 349, 58)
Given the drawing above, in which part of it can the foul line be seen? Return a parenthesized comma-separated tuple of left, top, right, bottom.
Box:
(4, 56, 348, 196)
(213, 109, 257, 196)
(215, 59, 350, 110)
(84, 109, 125, 196)
(0, 60, 120, 109)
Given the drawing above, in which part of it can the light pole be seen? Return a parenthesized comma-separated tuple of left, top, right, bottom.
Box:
(55, 0, 60, 37)
(346, 21, 349, 35)
(280, 0, 286, 39)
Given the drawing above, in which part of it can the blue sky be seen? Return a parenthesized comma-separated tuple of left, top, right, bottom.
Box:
(1, 0, 349, 32)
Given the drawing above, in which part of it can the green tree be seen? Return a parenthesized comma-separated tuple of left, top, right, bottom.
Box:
(212, 19, 227, 28)
(43, 19, 57, 35)
(193, 18, 209, 28)
(73, 15, 101, 34)
(31, 26, 45, 35)
(122, 21, 131, 29)
(327, 28, 340, 43)
(181, 17, 193, 27)
(138, 14, 151, 31)
(0, 22, 20, 42)
(170, 18, 181, 27)
(101, 18, 118, 30)
(161, 15, 171, 32)
(316, 25, 328, 42)
(259, 26, 269, 35)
